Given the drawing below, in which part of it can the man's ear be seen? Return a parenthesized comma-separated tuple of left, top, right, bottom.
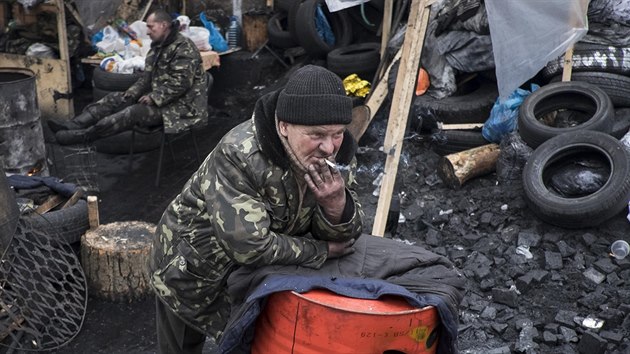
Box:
(278, 121, 289, 137)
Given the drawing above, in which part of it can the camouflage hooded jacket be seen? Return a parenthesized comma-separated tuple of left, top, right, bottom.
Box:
(149, 90, 364, 333)
(126, 31, 208, 133)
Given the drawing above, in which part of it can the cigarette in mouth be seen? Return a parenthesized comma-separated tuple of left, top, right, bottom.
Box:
(325, 159, 336, 168)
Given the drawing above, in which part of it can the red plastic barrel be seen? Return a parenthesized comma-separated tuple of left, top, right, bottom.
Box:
(252, 289, 439, 354)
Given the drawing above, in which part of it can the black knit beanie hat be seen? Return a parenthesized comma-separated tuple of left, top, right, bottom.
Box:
(276, 65, 352, 125)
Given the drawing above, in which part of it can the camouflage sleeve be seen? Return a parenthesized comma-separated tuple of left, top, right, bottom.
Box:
(203, 143, 329, 269)
(149, 43, 199, 107)
(310, 158, 364, 241)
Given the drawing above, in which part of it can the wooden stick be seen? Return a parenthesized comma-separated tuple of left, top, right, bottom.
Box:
(561, 46, 574, 82)
(372, 0, 430, 237)
(140, 0, 154, 21)
(61, 189, 84, 209)
(35, 194, 66, 214)
(438, 123, 485, 130)
(87, 195, 99, 230)
(380, 0, 393, 60)
(361, 49, 402, 141)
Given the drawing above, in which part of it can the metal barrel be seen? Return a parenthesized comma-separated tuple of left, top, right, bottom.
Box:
(0, 68, 47, 176)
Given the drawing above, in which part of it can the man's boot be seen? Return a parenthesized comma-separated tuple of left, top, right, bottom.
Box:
(47, 111, 98, 133)
(54, 127, 99, 146)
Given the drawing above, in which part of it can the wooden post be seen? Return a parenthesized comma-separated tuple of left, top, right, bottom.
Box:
(361, 49, 402, 141)
(561, 45, 574, 82)
(372, 0, 431, 236)
(380, 0, 393, 61)
(437, 144, 500, 189)
(87, 195, 99, 229)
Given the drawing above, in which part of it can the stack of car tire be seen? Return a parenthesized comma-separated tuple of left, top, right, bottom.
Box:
(519, 43, 630, 229)
(268, 0, 381, 81)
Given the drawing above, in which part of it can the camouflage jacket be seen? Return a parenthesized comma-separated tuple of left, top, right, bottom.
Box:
(126, 31, 208, 134)
(149, 90, 364, 333)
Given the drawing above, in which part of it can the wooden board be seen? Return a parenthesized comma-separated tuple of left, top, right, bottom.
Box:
(0, 0, 73, 120)
(242, 12, 269, 52)
(372, 0, 431, 237)
(0, 53, 73, 120)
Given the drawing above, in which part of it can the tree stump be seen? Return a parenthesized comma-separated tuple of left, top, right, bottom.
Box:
(80, 221, 155, 302)
(438, 143, 500, 189)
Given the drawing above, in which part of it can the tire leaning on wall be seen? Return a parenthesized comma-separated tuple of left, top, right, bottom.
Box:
(294, 0, 353, 57)
(522, 130, 630, 229)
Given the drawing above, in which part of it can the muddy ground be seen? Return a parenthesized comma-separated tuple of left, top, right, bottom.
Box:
(40, 54, 630, 353)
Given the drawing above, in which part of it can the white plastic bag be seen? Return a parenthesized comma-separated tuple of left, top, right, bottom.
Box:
(177, 15, 191, 32)
(325, 0, 369, 12)
(96, 25, 126, 53)
(181, 26, 211, 51)
(486, 0, 589, 100)
(26, 43, 56, 58)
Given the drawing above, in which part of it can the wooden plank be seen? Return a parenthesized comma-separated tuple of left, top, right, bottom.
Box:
(140, 0, 154, 21)
(361, 49, 402, 141)
(439, 123, 484, 130)
(372, 0, 431, 237)
(35, 194, 66, 214)
(0, 53, 74, 119)
(380, 0, 393, 60)
(61, 189, 84, 209)
(561, 45, 574, 82)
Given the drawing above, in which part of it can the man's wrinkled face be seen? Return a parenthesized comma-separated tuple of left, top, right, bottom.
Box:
(146, 15, 169, 42)
(279, 121, 346, 168)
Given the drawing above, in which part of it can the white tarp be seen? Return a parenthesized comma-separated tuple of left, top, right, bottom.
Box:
(486, 0, 589, 100)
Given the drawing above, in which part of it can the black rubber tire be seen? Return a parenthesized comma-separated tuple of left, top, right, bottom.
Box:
(348, 0, 384, 33)
(612, 108, 630, 139)
(522, 130, 630, 228)
(326, 42, 380, 79)
(294, 0, 353, 57)
(275, 0, 294, 11)
(92, 68, 142, 91)
(92, 86, 119, 102)
(550, 71, 630, 108)
(267, 11, 298, 48)
(430, 130, 489, 156)
(518, 81, 614, 148)
(542, 43, 630, 79)
(22, 199, 89, 244)
(287, 0, 307, 42)
(93, 130, 162, 155)
(388, 60, 497, 130)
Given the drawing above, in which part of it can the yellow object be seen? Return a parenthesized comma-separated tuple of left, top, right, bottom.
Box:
(343, 74, 371, 98)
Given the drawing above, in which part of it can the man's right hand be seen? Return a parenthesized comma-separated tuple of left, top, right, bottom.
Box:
(327, 239, 355, 259)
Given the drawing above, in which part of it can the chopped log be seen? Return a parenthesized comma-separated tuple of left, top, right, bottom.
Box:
(87, 196, 99, 229)
(80, 221, 155, 302)
(438, 144, 500, 189)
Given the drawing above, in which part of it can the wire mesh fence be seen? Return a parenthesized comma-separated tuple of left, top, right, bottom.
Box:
(0, 217, 87, 351)
(50, 145, 99, 195)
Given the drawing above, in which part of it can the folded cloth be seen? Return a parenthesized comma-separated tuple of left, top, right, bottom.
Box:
(220, 234, 467, 354)
(8, 175, 77, 198)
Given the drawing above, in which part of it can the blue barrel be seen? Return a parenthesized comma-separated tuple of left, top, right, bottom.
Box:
(0, 68, 47, 175)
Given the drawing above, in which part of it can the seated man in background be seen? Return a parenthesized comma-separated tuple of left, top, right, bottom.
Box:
(49, 9, 207, 145)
